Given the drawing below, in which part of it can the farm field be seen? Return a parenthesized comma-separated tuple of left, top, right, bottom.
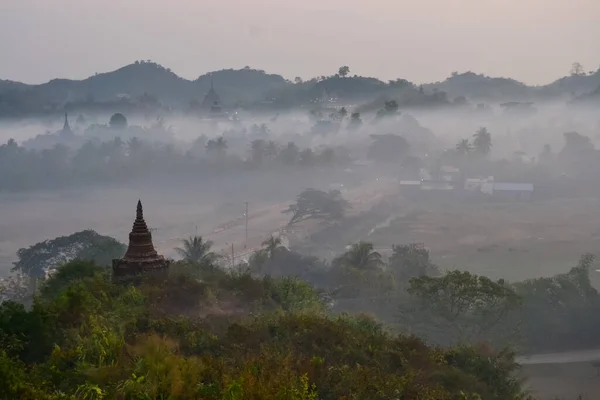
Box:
(366, 197, 600, 281)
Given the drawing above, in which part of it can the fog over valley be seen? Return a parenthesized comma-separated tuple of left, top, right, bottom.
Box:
(3, 3, 600, 398)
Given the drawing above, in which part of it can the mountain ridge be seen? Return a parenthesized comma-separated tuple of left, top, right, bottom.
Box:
(1, 61, 600, 115)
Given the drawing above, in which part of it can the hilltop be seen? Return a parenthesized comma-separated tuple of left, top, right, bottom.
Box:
(2, 61, 600, 117)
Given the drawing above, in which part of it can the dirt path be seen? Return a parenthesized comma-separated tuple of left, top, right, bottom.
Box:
(181, 176, 401, 263)
(518, 349, 600, 365)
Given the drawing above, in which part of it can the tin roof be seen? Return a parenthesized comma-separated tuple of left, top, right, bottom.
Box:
(493, 183, 534, 192)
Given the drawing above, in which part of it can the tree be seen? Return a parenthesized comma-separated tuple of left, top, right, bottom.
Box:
(338, 66, 350, 78)
(262, 235, 283, 259)
(299, 148, 315, 166)
(455, 139, 472, 156)
(472, 127, 492, 156)
(279, 142, 300, 165)
(283, 188, 350, 226)
(570, 62, 585, 76)
(389, 243, 439, 283)
(294, 76, 303, 84)
(513, 253, 600, 352)
(174, 236, 219, 264)
(561, 131, 594, 158)
(250, 139, 268, 166)
(407, 270, 521, 341)
(336, 242, 384, 271)
(127, 137, 143, 155)
(205, 136, 228, 160)
(39, 259, 104, 300)
(12, 230, 126, 278)
(109, 113, 128, 129)
(348, 112, 362, 130)
(367, 134, 410, 162)
(376, 100, 399, 118)
(338, 107, 348, 119)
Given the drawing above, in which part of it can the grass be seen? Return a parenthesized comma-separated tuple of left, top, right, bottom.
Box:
(367, 197, 600, 281)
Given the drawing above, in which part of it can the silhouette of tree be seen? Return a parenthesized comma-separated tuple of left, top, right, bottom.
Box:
(206, 136, 228, 160)
(109, 113, 128, 130)
(338, 66, 350, 78)
(283, 188, 350, 225)
(455, 139, 472, 155)
(337, 241, 384, 271)
(262, 235, 283, 259)
(473, 127, 492, 156)
(175, 236, 219, 264)
(570, 62, 585, 76)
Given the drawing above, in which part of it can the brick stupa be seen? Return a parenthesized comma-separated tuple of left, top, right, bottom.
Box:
(112, 200, 170, 278)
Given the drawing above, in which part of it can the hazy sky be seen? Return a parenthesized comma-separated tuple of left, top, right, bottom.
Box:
(1, 0, 599, 85)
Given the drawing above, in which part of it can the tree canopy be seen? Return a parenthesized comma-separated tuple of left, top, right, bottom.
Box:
(283, 188, 350, 226)
(12, 230, 125, 278)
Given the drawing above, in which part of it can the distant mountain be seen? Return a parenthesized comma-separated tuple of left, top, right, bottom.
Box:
(31, 62, 193, 106)
(0, 61, 290, 113)
(423, 72, 532, 102)
(0, 79, 30, 94)
(539, 70, 600, 99)
(195, 67, 288, 105)
(424, 69, 600, 102)
(2, 63, 600, 117)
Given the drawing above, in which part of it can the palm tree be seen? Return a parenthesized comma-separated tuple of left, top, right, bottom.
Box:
(455, 138, 472, 155)
(175, 236, 219, 264)
(473, 127, 492, 156)
(206, 136, 228, 160)
(262, 235, 282, 259)
(339, 241, 384, 271)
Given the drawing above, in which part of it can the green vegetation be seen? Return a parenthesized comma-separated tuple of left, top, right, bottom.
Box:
(283, 188, 350, 226)
(0, 258, 533, 399)
(4, 226, 600, 398)
(12, 230, 125, 278)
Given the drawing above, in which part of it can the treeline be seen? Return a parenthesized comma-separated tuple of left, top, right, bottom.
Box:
(0, 258, 530, 399)
(7, 228, 600, 355)
(3, 227, 599, 398)
(0, 134, 349, 192)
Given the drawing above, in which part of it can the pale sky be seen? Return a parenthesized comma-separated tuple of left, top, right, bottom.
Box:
(1, 0, 599, 85)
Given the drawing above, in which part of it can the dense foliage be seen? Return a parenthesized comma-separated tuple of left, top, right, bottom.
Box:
(0, 259, 532, 400)
(12, 230, 125, 278)
(0, 132, 348, 192)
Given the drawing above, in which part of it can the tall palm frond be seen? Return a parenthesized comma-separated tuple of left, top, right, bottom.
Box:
(341, 241, 384, 271)
(262, 235, 282, 259)
(175, 236, 220, 264)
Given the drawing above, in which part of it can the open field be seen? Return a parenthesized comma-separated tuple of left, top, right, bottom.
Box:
(366, 196, 600, 281)
(0, 169, 393, 275)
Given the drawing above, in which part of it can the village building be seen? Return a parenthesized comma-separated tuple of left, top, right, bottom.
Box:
(112, 200, 170, 278)
(491, 182, 534, 200)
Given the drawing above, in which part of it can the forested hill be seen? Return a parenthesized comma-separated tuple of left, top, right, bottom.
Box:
(423, 69, 600, 102)
(0, 61, 289, 112)
(2, 61, 600, 117)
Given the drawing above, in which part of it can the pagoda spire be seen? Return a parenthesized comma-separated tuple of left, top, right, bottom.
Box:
(136, 199, 143, 219)
(62, 112, 72, 134)
(112, 200, 170, 279)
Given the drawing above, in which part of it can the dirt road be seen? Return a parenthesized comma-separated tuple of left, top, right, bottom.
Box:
(185, 176, 401, 263)
(518, 349, 600, 365)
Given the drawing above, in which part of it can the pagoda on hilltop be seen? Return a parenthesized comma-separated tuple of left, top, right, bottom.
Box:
(201, 78, 221, 110)
(112, 200, 170, 278)
(59, 113, 74, 138)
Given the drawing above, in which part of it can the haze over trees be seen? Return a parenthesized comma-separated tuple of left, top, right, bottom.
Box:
(3, 55, 600, 399)
(2, 60, 600, 118)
